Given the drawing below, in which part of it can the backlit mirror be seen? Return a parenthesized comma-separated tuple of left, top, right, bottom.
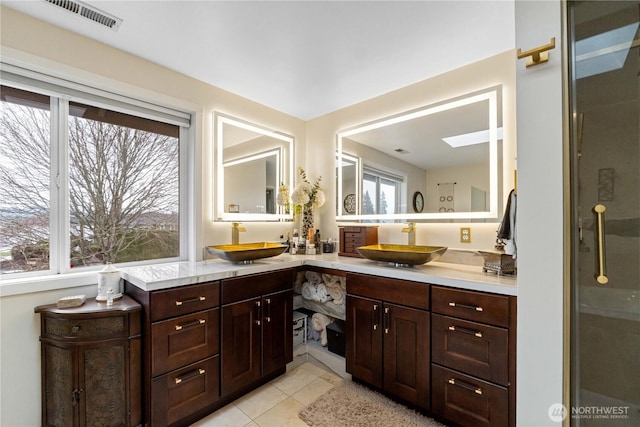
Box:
(216, 114, 293, 221)
(336, 86, 502, 221)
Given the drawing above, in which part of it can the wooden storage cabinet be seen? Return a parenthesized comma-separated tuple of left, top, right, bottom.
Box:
(338, 226, 378, 257)
(431, 285, 517, 427)
(35, 296, 142, 427)
(125, 280, 220, 427)
(221, 269, 293, 397)
(346, 273, 430, 410)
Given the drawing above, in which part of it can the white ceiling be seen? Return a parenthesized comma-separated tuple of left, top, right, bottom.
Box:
(3, 0, 515, 120)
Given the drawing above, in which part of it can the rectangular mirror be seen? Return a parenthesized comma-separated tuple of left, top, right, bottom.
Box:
(336, 86, 502, 221)
(216, 113, 294, 221)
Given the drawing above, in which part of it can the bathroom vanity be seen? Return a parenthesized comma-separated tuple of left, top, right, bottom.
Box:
(121, 253, 516, 427)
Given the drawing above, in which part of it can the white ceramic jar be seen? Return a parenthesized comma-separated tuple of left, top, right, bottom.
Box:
(97, 262, 121, 301)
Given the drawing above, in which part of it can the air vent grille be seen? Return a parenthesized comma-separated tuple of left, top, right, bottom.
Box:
(44, 0, 123, 31)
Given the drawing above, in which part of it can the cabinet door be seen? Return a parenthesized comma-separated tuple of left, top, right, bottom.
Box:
(42, 343, 76, 427)
(345, 295, 383, 388)
(262, 290, 293, 376)
(221, 298, 262, 396)
(81, 341, 129, 427)
(383, 303, 430, 410)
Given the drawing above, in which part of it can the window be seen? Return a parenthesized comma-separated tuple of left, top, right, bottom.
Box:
(1, 81, 188, 278)
(362, 167, 402, 215)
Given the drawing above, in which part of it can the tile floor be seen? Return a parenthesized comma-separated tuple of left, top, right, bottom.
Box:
(190, 356, 343, 427)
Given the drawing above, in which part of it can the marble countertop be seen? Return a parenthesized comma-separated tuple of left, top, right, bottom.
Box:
(121, 252, 517, 296)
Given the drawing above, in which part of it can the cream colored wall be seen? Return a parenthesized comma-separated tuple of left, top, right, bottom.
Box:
(0, 7, 305, 426)
(306, 50, 517, 249)
(1, 7, 518, 426)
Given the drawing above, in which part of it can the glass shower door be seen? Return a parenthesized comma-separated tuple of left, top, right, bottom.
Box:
(569, 1, 640, 426)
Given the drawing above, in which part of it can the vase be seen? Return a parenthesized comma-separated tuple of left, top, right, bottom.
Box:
(301, 206, 314, 239)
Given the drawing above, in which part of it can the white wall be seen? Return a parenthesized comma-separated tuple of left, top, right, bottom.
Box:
(514, 1, 565, 426)
(0, 7, 305, 426)
(1, 4, 569, 427)
(306, 50, 517, 249)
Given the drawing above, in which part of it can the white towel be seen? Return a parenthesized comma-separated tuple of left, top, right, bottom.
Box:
(312, 313, 334, 346)
(305, 271, 323, 286)
(315, 283, 331, 303)
(301, 282, 316, 300)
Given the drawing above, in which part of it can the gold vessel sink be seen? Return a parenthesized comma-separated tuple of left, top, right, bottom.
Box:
(357, 244, 447, 266)
(206, 242, 288, 263)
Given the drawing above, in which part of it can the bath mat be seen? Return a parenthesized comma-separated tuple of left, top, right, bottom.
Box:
(298, 380, 447, 426)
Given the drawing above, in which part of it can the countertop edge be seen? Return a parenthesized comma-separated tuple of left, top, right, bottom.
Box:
(121, 254, 517, 296)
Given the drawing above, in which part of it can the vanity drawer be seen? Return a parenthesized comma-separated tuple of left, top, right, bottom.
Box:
(346, 272, 429, 310)
(42, 315, 128, 339)
(151, 308, 220, 376)
(432, 364, 508, 427)
(150, 281, 219, 322)
(431, 286, 510, 327)
(221, 269, 293, 305)
(151, 355, 220, 427)
(432, 314, 509, 385)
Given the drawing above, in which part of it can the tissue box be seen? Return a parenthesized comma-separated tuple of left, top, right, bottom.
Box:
(326, 320, 345, 357)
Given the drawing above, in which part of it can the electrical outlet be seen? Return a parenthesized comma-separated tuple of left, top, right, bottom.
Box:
(460, 227, 472, 243)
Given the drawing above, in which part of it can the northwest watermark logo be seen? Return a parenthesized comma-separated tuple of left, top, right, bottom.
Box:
(548, 404, 630, 422)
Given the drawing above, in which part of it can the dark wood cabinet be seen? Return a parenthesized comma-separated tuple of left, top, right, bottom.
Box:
(125, 280, 220, 427)
(221, 269, 293, 397)
(338, 226, 378, 257)
(431, 285, 517, 427)
(35, 296, 142, 427)
(346, 273, 430, 410)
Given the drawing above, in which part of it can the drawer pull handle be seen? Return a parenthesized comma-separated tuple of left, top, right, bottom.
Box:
(448, 325, 483, 338)
(175, 296, 206, 306)
(265, 298, 271, 323)
(373, 304, 378, 331)
(174, 368, 206, 384)
(175, 319, 206, 331)
(448, 378, 483, 395)
(449, 302, 483, 312)
(384, 306, 390, 334)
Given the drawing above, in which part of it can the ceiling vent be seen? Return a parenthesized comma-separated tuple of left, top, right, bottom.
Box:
(44, 0, 123, 31)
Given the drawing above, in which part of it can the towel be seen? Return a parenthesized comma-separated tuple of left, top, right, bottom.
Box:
(293, 271, 306, 294)
(312, 312, 334, 346)
(301, 282, 332, 303)
(497, 189, 517, 258)
(322, 273, 346, 305)
(301, 282, 316, 300)
(305, 271, 323, 286)
(307, 322, 321, 341)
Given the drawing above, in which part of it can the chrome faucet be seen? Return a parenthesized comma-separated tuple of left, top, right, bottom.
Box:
(402, 222, 417, 245)
(231, 222, 246, 244)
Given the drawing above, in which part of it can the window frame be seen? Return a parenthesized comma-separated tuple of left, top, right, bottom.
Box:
(0, 64, 194, 289)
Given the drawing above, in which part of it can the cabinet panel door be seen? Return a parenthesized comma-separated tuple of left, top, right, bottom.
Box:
(221, 298, 262, 396)
(383, 303, 430, 410)
(82, 343, 127, 427)
(262, 290, 293, 376)
(346, 295, 383, 388)
(42, 343, 75, 427)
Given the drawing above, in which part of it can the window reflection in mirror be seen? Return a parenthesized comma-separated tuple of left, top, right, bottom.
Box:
(336, 86, 502, 221)
(216, 114, 293, 221)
